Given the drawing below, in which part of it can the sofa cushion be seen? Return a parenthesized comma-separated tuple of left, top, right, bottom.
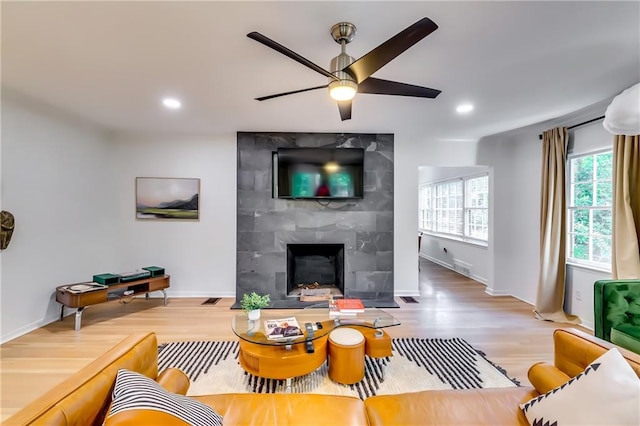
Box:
(192, 393, 369, 426)
(520, 348, 640, 426)
(105, 369, 223, 426)
(364, 387, 537, 425)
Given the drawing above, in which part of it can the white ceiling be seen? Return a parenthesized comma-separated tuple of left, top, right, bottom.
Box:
(2, 1, 639, 142)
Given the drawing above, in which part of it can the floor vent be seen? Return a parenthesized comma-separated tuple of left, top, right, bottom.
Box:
(202, 298, 221, 305)
(400, 296, 419, 303)
(453, 259, 472, 277)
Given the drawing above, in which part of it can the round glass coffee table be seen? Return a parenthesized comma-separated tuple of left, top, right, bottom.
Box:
(231, 306, 400, 391)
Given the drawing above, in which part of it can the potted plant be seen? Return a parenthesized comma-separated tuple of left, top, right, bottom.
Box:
(240, 292, 270, 320)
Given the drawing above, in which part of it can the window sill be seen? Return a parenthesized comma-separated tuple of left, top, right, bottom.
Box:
(566, 261, 611, 275)
(419, 231, 488, 248)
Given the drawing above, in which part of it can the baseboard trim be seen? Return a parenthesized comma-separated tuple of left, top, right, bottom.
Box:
(421, 254, 453, 270)
(1, 293, 236, 344)
(471, 274, 488, 285)
(1, 313, 60, 344)
(394, 290, 421, 297)
(148, 291, 236, 298)
(508, 293, 535, 305)
(422, 255, 487, 285)
(485, 287, 512, 297)
(579, 321, 594, 331)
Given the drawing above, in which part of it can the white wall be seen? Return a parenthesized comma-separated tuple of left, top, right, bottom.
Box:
(476, 132, 542, 301)
(565, 265, 605, 330)
(393, 130, 482, 296)
(418, 166, 491, 285)
(1, 95, 117, 342)
(1, 110, 238, 342)
(110, 134, 237, 298)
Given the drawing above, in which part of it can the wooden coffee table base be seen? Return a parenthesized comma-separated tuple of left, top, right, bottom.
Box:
(238, 335, 328, 392)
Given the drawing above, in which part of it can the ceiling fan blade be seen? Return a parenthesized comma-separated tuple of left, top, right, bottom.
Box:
(344, 17, 438, 84)
(337, 100, 352, 121)
(255, 85, 328, 101)
(358, 77, 441, 98)
(247, 32, 338, 81)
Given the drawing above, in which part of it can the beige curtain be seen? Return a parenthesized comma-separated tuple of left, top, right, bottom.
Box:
(535, 127, 580, 323)
(612, 135, 640, 278)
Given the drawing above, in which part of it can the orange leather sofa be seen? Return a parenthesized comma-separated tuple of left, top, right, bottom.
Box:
(6, 328, 639, 426)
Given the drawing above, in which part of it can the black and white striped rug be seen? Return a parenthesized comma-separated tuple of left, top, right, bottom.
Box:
(158, 338, 518, 400)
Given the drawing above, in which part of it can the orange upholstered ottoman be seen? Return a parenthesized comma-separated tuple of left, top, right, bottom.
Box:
(346, 326, 392, 379)
(328, 328, 365, 385)
(347, 326, 392, 358)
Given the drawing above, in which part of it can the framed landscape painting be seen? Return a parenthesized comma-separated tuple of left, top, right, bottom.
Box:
(136, 177, 200, 220)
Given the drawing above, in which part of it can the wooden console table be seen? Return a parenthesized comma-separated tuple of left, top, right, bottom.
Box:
(56, 275, 170, 330)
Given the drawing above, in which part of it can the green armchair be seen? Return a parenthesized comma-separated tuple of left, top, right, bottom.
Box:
(594, 279, 640, 354)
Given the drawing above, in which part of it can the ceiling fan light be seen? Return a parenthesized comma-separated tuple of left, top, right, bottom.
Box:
(329, 79, 357, 101)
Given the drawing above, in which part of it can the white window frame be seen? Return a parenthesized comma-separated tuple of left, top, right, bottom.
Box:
(566, 148, 612, 271)
(419, 173, 489, 245)
(464, 175, 489, 241)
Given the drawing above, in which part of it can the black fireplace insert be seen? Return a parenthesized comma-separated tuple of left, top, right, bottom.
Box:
(286, 243, 344, 295)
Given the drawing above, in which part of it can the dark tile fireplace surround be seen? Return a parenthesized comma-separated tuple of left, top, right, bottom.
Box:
(234, 132, 397, 309)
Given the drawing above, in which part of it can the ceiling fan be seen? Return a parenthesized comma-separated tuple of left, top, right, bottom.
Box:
(247, 17, 442, 121)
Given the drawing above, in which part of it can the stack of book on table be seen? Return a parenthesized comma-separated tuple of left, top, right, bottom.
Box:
(329, 298, 365, 317)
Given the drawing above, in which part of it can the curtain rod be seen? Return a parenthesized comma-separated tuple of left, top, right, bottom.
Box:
(538, 115, 605, 140)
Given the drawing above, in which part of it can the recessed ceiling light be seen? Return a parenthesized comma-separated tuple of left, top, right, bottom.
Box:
(162, 98, 182, 109)
(456, 103, 474, 114)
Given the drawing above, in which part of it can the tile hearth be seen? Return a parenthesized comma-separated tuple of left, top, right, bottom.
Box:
(230, 298, 399, 310)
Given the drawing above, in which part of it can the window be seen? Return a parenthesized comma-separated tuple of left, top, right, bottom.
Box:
(567, 150, 612, 269)
(465, 176, 489, 241)
(419, 174, 489, 243)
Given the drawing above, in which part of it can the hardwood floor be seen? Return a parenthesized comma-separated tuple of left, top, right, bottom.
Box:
(0, 259, 588, 421)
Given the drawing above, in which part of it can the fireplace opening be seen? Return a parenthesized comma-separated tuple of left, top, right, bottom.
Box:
(286, 243, 344, 298)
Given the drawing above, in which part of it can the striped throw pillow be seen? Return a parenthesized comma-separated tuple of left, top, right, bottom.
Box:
(105, 369, 223, 426)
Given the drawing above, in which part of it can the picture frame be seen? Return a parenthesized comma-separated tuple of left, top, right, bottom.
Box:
(135, 177, 200, 220)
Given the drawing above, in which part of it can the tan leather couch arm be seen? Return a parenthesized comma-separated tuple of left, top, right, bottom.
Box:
(156, 368, 190, 395)
(527, 362, 571, 394)
(4, 333, 159, 426)
(554, 328, 640, 378)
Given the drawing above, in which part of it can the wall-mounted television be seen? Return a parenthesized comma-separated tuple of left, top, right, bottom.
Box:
(275, 148, 364, 200)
